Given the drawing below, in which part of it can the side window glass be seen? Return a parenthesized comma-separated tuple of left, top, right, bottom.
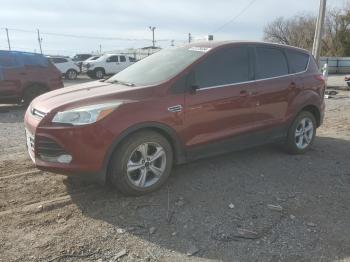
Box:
(287, 51, 309, 73)
(120, 56, 126, 62)
(21, 53, 48, 67)
(255, 47, 288, 79)
(0, 54, 19, 68)
(107, 56, 118, 62)
(194, 47, 250, 88)
(129, 57, 136, 62)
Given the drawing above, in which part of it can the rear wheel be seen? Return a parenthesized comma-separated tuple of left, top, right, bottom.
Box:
(94, 68, 104, 79)
(108, 131, 173, 196)
(65, 69, 78, 80)
(23, 86, 46, 106)
(285, 111, 316, 154)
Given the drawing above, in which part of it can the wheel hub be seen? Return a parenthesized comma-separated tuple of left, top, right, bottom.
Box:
(126, 142, 166, 188)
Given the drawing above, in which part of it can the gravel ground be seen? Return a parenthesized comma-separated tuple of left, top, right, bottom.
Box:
(0, 75, 350, 262)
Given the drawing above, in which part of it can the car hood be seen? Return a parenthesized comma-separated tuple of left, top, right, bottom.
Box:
(31, 80, 150, 113)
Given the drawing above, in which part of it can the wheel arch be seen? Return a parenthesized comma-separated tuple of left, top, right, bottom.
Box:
(300, 104, 321, 127)
(22, 82, 49, 99)
(94, 67, 105, 73)
(101, 122, 187, 183)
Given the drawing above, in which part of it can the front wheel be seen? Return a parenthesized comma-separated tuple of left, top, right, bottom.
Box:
(94, 68, 104, 79)
(285, 111, 316, 154)
(108, 131, 173, 196)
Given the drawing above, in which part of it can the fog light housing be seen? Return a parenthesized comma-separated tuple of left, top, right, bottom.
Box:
(40, 154, 72, 164)
(57, 154, 73, 164)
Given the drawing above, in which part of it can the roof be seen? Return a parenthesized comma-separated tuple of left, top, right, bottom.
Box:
(184, 41, 310, 54)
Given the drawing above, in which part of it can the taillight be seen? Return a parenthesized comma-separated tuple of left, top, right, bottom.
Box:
(314, 74, 325, 82)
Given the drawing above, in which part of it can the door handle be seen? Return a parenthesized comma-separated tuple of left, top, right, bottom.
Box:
(289, 82, 297, 89)
(240, 90, 248, 96)
(240, 90, 258, 96)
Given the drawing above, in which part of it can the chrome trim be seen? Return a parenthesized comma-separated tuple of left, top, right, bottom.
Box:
(168, 105, 183, 113)
(198, 56, 311, 92)
(31, 108, 46, 119)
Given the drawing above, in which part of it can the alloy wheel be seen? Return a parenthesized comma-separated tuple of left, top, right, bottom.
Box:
(126, 142, 166, 188)
(295, 117, 314, 149)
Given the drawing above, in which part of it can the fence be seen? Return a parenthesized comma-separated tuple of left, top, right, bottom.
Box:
(320, 57, 350, 74)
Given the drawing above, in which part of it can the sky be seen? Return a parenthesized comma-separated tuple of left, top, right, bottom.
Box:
(0, 0, 347, 56)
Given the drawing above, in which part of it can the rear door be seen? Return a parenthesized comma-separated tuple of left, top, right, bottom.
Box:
(0, 52, 24, 101)
(253, 45, 293, 132)
(105, 55, 119, 74)
(118, 55, 129, 71)
(184, 45, 258, 149)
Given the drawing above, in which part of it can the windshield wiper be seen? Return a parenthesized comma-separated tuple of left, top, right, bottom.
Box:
(110, 80, 135, 87)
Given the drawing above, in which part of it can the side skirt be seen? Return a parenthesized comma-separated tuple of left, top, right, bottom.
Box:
(185, 126, 287, 162)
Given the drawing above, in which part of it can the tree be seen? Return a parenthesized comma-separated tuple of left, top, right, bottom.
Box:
(263, 3, 350, 56)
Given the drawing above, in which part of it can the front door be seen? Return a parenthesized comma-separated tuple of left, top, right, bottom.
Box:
(183, 45, 258, 151)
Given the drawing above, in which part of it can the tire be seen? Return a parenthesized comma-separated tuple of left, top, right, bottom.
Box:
(285, 111, 317, 154)
(87, 71, 96, 79)
(65, 69, 78, 80)
(108, 130, 173, 196)
(23, 86, 46, 106)
(94, 68, 105, 79)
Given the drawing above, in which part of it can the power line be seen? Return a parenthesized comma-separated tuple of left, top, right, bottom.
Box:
(2, 27, 179, 42)
(211, 0, 258, 34)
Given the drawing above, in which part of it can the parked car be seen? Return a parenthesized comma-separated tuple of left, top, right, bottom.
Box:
(83, 54, 135, 79)
(48, 56, 80, 80)
(72, 54, 93, 72)
(344, 75, 350, 89)
(24, 41, 325, 195)
(81, 55, 100, 69)
(0, 50, 63, 105)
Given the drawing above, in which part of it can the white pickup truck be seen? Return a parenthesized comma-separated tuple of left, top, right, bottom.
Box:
(83, 54, 136, 79)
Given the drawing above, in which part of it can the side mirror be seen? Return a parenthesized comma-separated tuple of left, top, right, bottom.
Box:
(189, 84, 199, 94)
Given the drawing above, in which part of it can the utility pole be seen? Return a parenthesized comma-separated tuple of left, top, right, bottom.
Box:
(99, 44, 102, 54)
(188, 33, 192, 43)
(312, 0, 327, 64)
(149, 26, 156, 48)
(5, 28, 11, 50)
(37, 29, 43, 54)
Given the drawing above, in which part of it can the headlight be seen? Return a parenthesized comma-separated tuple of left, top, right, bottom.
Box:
(52, 102, 122, 125)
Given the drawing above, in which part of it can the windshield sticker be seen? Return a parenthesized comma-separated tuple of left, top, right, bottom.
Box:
(189, 47, 212, 52)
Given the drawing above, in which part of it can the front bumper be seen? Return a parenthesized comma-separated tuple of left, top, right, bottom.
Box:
(24, 109, 116, 175)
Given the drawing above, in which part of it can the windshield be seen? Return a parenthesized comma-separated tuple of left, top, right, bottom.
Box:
(107, 47, 205, 86)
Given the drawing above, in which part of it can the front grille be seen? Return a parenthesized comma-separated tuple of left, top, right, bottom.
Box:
(31, 108, 46, 119)
(36, 136, 67, 157)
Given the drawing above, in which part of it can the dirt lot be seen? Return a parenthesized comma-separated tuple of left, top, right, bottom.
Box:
(0, 75, 350, 262)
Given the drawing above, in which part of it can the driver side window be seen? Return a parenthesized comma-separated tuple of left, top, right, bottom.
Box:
(107, 56, 118, 63)
(194, 46, 250, 89)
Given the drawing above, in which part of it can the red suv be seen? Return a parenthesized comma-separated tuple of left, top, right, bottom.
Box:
(24, 41, 325, 195)
(0, 51, 63, 105)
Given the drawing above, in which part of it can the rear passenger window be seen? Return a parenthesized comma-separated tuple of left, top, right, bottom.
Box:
(287, 51, 309, 73)
(195, 47, 250, 88)
(0, 54, 19, 68)
(256, 47, 288, 79)
(120, 56, 126, 62)
(129, 57, 136, 62)
(21, 53, 48, 67)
